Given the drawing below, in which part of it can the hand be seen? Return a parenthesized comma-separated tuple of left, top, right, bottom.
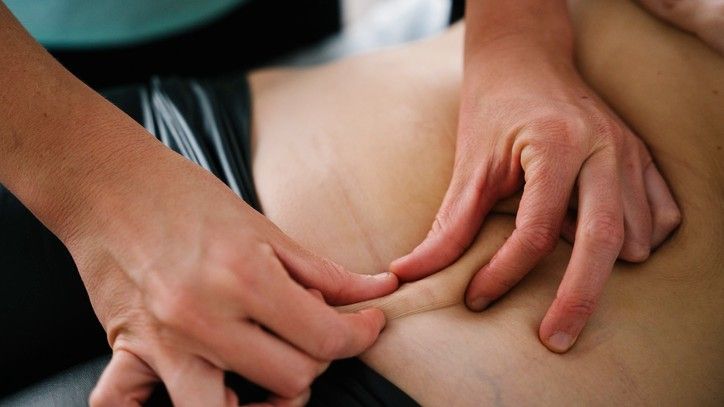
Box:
(637, 0, 724, 54)
(62, 145, 398, 406)
(391, 41, 680, 353)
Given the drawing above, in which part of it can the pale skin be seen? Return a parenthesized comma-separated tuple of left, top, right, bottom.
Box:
(0, 0, 716, 405)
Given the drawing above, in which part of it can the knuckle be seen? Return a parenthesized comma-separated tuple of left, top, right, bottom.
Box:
(583, 213, 624, 249)
(517, 224, 559, 255)
(596, 118, 621, 137)
(151, 289, 194, 329)
(227, 243, 276, 291)
(315, 259, 347, 299)
(232, 263, 261, 293)
(530, 115, 587, 152)
(659, 206, 683, 232)
(596, 119, 624, 146)
(255, 241, 277, 259)
(315, 330, 347, 360)
(556, 293, 598, 319)
(620, 241, 651, 263)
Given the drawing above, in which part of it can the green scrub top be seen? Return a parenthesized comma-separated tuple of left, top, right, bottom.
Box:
(5, 0, 247, 49)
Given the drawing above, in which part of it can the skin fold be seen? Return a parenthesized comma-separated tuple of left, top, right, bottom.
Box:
(250, 0, 723, 404)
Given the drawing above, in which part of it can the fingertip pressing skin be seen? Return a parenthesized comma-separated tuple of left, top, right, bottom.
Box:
(539, 296, 588, 353)
(543, 331, 577, 354)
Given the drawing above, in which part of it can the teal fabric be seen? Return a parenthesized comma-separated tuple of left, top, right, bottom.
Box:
(5, 0, 247, 49)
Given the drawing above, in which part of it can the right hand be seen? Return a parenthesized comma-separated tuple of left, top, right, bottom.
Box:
(62, 144, 398, 406)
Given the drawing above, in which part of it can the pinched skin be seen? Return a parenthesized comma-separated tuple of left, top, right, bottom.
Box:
(250, 0, 724, 405)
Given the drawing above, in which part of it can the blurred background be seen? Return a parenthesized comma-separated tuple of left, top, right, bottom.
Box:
(6, 0, 465, 89)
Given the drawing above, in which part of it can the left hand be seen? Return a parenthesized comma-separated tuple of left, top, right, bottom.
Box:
(391, 39, 681, 353)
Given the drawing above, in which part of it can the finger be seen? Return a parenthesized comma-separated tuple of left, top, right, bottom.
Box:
(252, 258, 386, 361)
(618, 144, 653, 262)
(209, 321, 324, 399)
(155, 352, 229, 407)
(89, 350, 158, 407)
(225, 387, 240, 407)
(539, 149, 624, 353)
(389, 162, 500, 282)
(644, 162, 682, 247)
(465, 143, 582, 311)
(275, 240, 398, 305)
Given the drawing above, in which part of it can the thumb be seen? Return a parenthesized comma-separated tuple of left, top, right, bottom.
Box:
(275, 238, 398, 305)
(390, 166, 499, 282)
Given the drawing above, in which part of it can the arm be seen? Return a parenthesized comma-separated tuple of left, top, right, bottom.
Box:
(0, 3, 146, 239)
(391, 0, 680, 352)
(0, 4, 397, 404)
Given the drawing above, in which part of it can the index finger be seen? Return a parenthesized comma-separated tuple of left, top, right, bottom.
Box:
(250, 256, 386, 361)
(539, 148, 624, 353)
(465, 142, 582, 310)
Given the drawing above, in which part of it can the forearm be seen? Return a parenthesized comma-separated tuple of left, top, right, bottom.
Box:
(464, 0, 574, 59)
(461, 0, 578, 105)
(0, 4, 161, 242)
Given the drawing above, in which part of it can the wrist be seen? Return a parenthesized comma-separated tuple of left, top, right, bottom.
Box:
(464, 0, 575, 68)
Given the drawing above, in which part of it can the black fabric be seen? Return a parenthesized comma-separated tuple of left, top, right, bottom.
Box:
(0, 357, 109, 407)
(450, 0, 465, 23)
(0, 77, 418, 406)
(49, 0, 341, 89)
(0, 186, 108, 397)
(1, 357, 419, 407)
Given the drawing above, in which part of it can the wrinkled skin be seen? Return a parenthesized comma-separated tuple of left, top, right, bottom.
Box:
(65, 145, 398, 407)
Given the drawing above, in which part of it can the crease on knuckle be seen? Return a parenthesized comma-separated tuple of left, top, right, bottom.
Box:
(517, 223, 558, 256)
(583, 213, 624, 250)
(430, 208, 460, 242)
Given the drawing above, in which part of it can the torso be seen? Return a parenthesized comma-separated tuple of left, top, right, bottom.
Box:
(249, 1, 724, 404)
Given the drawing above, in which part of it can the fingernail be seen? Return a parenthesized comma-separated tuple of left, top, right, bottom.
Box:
(468, 296, 491, 311)
(372, 272, 394, 280)
(547, 331, 575, 353)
